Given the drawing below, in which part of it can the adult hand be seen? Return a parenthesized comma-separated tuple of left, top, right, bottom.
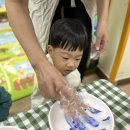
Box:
(34, 60, 73, 100)
(95, 20, 108, 54)
(95, 0, 109, 54)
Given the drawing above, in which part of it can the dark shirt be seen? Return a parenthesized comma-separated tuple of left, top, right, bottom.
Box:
(0, 86, 12, 121)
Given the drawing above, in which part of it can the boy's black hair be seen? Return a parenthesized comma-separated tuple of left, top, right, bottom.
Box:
(48, 18, 88, 51)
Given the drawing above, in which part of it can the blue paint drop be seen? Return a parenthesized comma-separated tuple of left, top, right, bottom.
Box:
(103, 116, 110, 121)
(65, 115, 87, 130)
(90, 108, 101, 114)
(85, 116, 99, 127)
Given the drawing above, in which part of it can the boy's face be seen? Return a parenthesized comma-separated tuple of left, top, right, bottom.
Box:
(48, 45, 83, 76)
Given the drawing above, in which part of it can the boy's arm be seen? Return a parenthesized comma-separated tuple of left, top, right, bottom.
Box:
(95, 0, 109, 53)
(5, 0, 72, 99)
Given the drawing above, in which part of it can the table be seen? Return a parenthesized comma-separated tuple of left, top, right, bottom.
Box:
(0, 79, 130, 130)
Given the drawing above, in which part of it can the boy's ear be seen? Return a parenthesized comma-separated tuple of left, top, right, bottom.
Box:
(47, 45, 53, 55)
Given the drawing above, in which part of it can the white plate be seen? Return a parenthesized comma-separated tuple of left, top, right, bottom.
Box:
(49, 91, 114, 130)
(0, 126, 22, 130)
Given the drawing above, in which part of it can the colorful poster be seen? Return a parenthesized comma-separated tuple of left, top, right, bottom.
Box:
(0, 29, 34, 101)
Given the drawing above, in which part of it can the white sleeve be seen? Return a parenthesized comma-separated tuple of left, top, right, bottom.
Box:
(65, 69, 81, 88)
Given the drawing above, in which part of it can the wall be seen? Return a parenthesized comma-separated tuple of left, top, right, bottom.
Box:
(117, 35, 130, 80)
(98, 0, 129, 78)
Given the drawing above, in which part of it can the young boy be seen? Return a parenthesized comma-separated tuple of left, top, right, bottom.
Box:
(31, 18, 88, 107)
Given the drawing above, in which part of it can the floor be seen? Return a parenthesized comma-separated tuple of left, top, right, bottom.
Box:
(10, 71, 130, 115)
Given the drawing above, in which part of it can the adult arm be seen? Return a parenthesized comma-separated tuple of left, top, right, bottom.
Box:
(5, 0, 72, 99)
(95, 0, 109, 53)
